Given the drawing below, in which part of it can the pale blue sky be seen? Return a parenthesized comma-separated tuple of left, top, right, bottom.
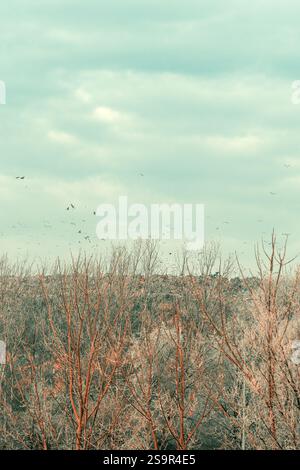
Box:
(0, 1, 300, 268)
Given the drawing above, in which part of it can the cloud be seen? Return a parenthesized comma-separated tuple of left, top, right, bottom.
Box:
(75, 87, 92, 103)
(1, 1, 300, 265)
(48, 130, 78, 145)
(92, 106, 124, 123)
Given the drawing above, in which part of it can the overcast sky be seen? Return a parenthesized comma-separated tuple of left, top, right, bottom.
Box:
(1, 0, 300, 270)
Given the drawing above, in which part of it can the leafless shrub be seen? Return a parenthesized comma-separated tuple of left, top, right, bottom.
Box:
(0, 237, 299, 449)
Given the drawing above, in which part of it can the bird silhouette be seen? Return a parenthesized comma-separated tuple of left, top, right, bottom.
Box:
(16, 176, 25, 179)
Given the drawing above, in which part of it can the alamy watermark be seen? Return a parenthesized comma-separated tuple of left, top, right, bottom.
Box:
(0, 80, 6, 105)
(291, 340, 300, 365)
(95, 196, 204, 251)
(291, 81, 300, 104)
(0, 340, 6, 365)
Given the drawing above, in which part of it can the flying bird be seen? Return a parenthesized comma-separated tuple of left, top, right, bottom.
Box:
(16, 176, 25, 179)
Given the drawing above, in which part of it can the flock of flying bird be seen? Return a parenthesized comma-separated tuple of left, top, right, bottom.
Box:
(12, 164, 293, 254)
(14, 175, 98, 249)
